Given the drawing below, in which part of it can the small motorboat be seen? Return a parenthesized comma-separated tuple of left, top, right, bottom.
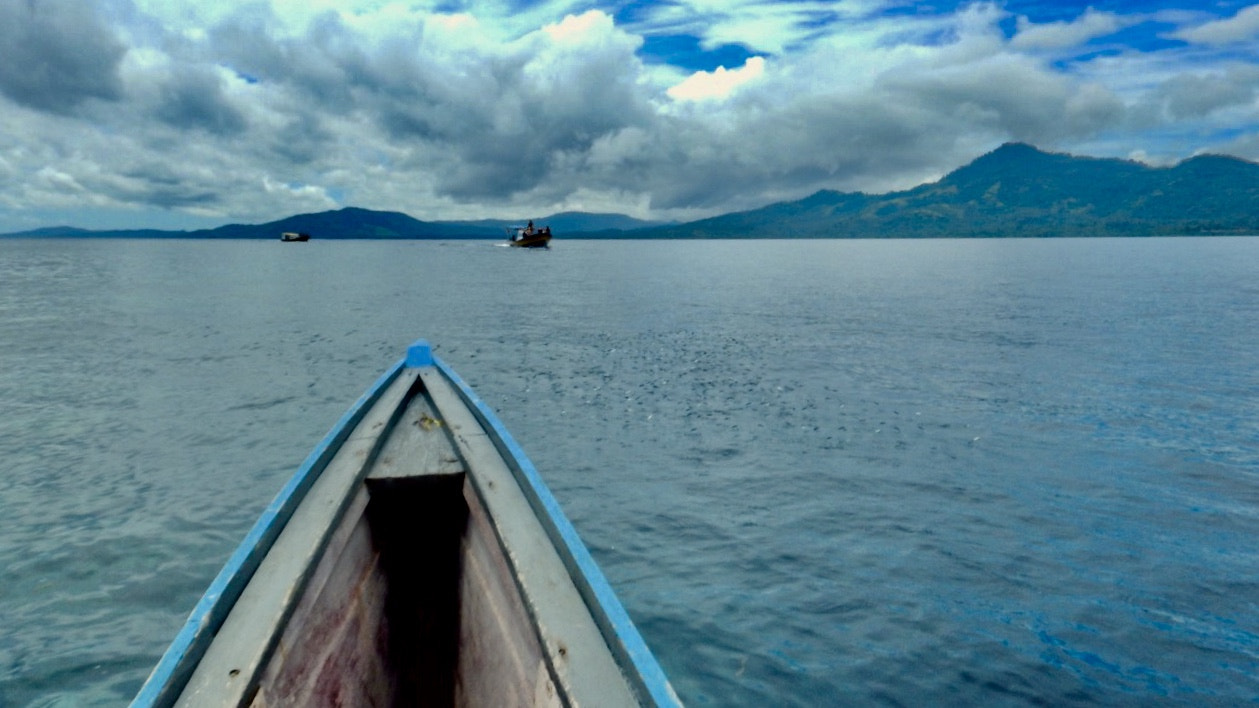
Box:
(506, 222, 552, 248)
(132, 340, 679, 707)
(280, 231, 310, 242)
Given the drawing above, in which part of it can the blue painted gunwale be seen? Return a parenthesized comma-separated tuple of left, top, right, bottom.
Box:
(433, 347, 680, 708)
(133, 339, 678, 707)
(131, 351, 407, 708)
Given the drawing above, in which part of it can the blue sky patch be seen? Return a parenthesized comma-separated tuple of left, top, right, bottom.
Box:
(639, 34, 758, 72)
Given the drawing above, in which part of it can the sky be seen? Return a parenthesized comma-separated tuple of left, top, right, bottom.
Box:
(1, 0, 1258, 232)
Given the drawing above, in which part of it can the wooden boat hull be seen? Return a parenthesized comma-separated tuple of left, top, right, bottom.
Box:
(509, 234, 551, 248)
(133, 341, 678, 707)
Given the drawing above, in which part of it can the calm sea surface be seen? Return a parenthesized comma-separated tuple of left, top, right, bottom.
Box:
(1, 237, 1257, 706)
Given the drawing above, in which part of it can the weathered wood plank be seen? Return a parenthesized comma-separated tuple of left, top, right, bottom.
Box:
(456, 483, 548, 707)
(421, 368, 641, 708)
(250, 492, 392, 707)
(175, 368, 420, 707)
(367, 381, 463, 480)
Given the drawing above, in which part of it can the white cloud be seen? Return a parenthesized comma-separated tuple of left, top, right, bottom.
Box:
(262, 177, 338, 209)
(1170, 4, 1259, 46)
(543, 10, 613, 44)
(1010, 9, 1130, 50)
(668, 56, 765, 101)
(1154, 66, 1259, 120)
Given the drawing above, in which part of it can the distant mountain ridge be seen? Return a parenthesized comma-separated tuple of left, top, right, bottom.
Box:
(1, 209, 663, 239)
(4, 143, 1258, 239)
(204, 207, 487, 239)
(448, 211, 672, 233)
(629, 143, 1259, 238)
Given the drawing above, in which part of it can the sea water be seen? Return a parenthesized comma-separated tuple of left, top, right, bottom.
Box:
(0, 237, 1256, 706)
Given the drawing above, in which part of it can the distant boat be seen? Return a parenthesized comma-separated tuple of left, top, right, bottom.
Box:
(506, 222, 552, 248)
(131, 340, 679, 708)
(280, 231, 310, 242)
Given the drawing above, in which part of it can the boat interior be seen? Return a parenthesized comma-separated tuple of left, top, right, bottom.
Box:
(171, 367, 642, 707)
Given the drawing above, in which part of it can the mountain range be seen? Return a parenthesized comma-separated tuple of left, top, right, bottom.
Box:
(5, 143, 1258, 239)
(0, 209, 664, 240)
(630, 143, 1259, 238)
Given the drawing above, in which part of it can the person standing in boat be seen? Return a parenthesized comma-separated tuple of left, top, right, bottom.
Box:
(525, 220, 534, 236)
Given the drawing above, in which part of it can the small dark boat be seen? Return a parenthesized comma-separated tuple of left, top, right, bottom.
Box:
(132, 340, 679, 707)
(280, 231, 310, 242)
(506, 223, 552, 248)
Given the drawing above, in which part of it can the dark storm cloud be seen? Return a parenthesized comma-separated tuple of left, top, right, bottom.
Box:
(122, 176, 219, 208)
(80, 161, 222, 209)
(432, 42, 656, 200)
(155, 66, 248, 135)
(211, 9, 394, 114)
(578, 98, 968, 212)
(203, 8, 655, 203)
(0, 0, 126, 114)
(265, 112, 337, 165)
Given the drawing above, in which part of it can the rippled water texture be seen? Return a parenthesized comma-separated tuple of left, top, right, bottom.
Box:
(1, 238, 1256, 706)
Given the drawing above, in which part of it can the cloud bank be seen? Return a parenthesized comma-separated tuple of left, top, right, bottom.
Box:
(1, 0, 1257, 231)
